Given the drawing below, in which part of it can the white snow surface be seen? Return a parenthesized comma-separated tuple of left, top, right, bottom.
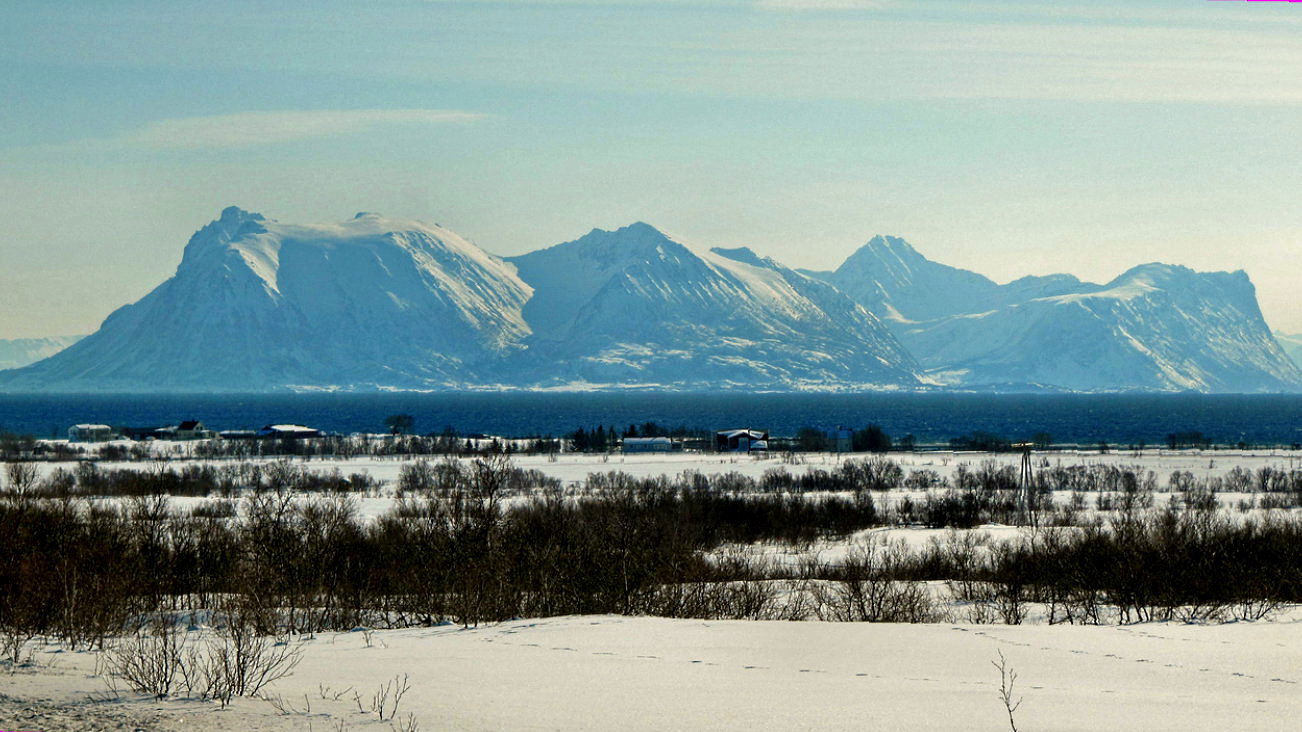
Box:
(4, 613, 1300, 730)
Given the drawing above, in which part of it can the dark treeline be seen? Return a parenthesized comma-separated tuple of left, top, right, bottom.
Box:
(3, 456, 1301, 658)
(9, 421, 1297, 465)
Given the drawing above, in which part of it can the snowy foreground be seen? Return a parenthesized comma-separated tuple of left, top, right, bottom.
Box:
(3, 613, 1299, 731)
(6, 449, 1299, 730)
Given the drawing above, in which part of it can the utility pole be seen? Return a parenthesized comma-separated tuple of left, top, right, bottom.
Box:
(1013, 442, 1034, 526)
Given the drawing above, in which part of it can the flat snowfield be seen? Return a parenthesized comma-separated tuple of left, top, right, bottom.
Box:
(4, 614, 1299, 731)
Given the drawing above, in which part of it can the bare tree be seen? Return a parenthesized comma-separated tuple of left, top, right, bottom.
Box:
(3, 462, 40, 497)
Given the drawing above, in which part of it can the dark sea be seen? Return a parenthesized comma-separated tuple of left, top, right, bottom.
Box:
(0, 393, 1299, 446)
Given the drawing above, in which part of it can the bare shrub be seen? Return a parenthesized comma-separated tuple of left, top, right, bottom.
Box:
(362, 674, 411, 722)
(992, 650, 1023, 732)
(812, 542, 943, 623)
(104, 620, 185, 698)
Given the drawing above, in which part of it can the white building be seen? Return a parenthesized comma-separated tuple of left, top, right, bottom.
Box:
(68, 424, 115, 443)
(622, 436, 679, 454)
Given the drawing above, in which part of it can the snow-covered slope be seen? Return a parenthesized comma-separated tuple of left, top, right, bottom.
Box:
(506, 224, 920, 389)
(0, 208, 533, 391)
(815, 236, 1004, 322)
(1277, 331, 1302, 369)
(0, 335, 83, 371)
(819, 238, 1300, 392)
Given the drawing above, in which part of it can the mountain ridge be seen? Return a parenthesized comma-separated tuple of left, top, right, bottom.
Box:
(1, 210, 1297, 394)
(814, 237, 1300, 392)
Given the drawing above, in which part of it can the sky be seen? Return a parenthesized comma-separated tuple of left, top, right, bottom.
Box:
(2, 0, 1301, 338)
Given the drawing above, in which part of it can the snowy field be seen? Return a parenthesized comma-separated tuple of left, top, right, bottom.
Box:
(5, 448, 1299, 730)
(39, 446, 1302, 523)
(3, 613, 1300, 731)
(65, 443, 1302, 485)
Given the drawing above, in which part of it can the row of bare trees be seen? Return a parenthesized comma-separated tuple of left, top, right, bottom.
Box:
(3, 457, 1299, 657)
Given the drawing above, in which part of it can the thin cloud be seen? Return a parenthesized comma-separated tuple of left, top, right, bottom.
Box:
(755, 0, 894, 9)
(103, 109, 486, 150)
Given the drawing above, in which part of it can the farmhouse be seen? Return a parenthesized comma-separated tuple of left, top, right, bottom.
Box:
(716, 428, 768, 453)
(155, 420, 215, 441)
(67, 424, 115, 443)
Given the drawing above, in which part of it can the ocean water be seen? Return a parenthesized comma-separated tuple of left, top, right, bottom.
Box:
(0, 392, 1299, 446)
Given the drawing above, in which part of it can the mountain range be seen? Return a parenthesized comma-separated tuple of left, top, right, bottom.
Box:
(0, 336, 83, 371)
(1, 208, 1297, 393)
(811, 236, 1300, 393)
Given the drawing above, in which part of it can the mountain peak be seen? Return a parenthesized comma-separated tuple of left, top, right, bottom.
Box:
(710, 246, 767, 268)
(828, 235, 998, 322)
(841, 234, 912, 261)
(218, 205, 265, 224)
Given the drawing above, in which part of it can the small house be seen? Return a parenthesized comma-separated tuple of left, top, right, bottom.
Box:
(716, 428, 769, 453)
(155, 420, 215, 441)
(68, 424, 115, 443)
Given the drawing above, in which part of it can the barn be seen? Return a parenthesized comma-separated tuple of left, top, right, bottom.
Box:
(715, 428, 768, 453)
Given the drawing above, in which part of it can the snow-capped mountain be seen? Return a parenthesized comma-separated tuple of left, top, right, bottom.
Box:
(816, 237, 1302, 392)
(2, 210, 1295, 393)
(505, 223, 920, 389)
(0, 336, 83, 371)
(0, 207, 533, 391)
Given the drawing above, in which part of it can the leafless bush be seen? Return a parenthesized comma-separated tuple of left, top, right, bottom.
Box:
(104, 620, 185, 698)
(108, 608, 301, 706)
(391, 712, 421, 732)
(360, 674, 411, 722)
(811, 543, 944, 623)
(992, 650, 1023, 732)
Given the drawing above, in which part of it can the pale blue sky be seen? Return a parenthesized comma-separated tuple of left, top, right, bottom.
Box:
(2, 0, 1301, 337)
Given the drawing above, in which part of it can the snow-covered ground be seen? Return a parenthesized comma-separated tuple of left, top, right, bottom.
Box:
(4, 613, 1299, 731)
(5, 449, 1299, 729)
(64, 444, 1302, 484)
(40, 447, 1301, 523)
